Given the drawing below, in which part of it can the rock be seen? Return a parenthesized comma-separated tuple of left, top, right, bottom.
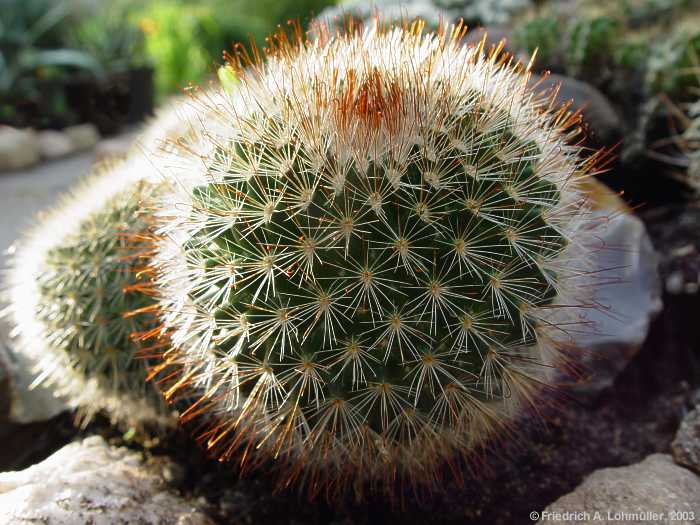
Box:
(529, 74, 623, 147)
(37, 125, 99, 161)
(673, 406, 700, 474)
(315, 1, 531, 33)
(95, 128, 140, 161)
(539, 454, 700, 524)
(0, 436, 214, 525)
(462, 26, 512, 50)
(37, 130, 74, 159)
(0, 127, 40, 171)
(563, 181, 662, 398)
(64, 123, 100, 152)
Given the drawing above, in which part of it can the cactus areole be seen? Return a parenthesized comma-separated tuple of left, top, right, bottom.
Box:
(153, 21, 603, 496)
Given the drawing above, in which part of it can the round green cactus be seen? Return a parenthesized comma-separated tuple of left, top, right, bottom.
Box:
(3, 95, 214, 427)
(152, 21, 602, 495)
(5, 158, 169, 428)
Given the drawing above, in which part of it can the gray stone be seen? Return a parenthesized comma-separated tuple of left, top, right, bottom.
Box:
(95, 128, 141, 161)
(539, 454, 700, 524)
(64, 123, 100, 152)
(563, 198, 662, 398)
(0, 127, 40, 171)
(37, 130, 74, 159)
(462, 26, 512, 50)
(673, 406, 700, 475)
(0, 436, 214, 525)
(529, 74, 623, 147)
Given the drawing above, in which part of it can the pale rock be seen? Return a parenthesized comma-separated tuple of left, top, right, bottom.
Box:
(0, 127, 40, 171)
(65, 123, 100, 152)
(95, 128, 140, 161)
(563, 204, 662, 398)
(538, 454, 700, 525)
(0, 436, 214, 525)
(673, 406, 700, 475)
(37, 130, 74, 159)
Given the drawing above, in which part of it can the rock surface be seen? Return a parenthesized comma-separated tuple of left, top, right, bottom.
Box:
(95, 128, 140, 161)
(37, 130, 74, 159)
(315, 0, 450, 30)
(562, 183, 662, 398)
(64, 123, 100, 152)
(37, 125, 100, 160)
(462, 26, 514, 52)
(673, 406, 700, 475)
(315, 0, 531, 31)
(0, 127, 40, 171)
(529, 74, 623, 147)
(539, 454, 700, 524)
(0, 436, 214, 525)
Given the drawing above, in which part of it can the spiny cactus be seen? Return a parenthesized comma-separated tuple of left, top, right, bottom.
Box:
(646, 30, 700, 99)
(4, 157, 170, 428)
(151, 21, 605, 496)
(2, 93, 219, 427)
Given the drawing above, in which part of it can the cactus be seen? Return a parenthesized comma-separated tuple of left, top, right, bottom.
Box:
(4, 157, 170, 428)
(512, 15, 621, 81)
(646, 30, 700, 99)
(151, 21, 604, 496)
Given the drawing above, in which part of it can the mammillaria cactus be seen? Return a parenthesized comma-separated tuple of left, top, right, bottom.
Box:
(151, 21, 606, 496)
(2, 96, 215, 427)
(4, 157, 169, 428)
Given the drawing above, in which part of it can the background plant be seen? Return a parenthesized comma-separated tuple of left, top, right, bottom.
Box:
(0, 0, 103, 127)
(132, 0, 336, 99)
(69, 1, 148, 73)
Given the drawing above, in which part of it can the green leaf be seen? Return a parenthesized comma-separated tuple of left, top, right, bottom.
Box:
(24, 49, 104, 75)
(25, 1, 70, 46)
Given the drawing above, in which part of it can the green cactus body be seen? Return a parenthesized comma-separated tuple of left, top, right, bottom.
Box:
(6, 159, 169, 428)
(152, 22, 599, 494)
(37, 179, 159, 408)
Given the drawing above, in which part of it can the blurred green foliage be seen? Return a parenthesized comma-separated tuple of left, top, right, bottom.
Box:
(130, 0, 336, 98)
(0, 0, 104, 127)
(512, 15, 620, 80)
(512, 2, 700, 100)
(69, 1, 148, 72)
(646, 31, 700, 100)
(565, 17, 620, 76)
(2, 0, 337, 122)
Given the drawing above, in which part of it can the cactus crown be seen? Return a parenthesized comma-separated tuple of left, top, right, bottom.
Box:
(7, 161, 167, 427)
(153, 21, 599, 495)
